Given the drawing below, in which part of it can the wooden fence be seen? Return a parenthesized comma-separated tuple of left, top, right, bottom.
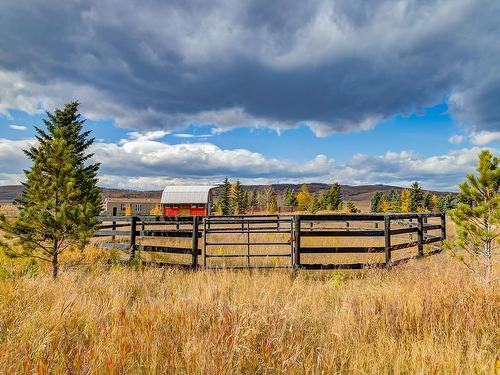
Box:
(93, 213, 446, 270)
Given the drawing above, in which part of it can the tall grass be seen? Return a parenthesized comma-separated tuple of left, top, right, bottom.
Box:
(0, 253, 498, 374)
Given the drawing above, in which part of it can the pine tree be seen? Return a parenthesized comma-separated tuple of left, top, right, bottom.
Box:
(370, 192, 383, 212)
(388, 190, 401, 212)
(231, 180, 246, 214)
(250, 190, 259, 209)
(325, 182, 342, 211)
(449, 150, 499, 283)
(423, 192, 433, 212)
(0, 102, 101, 279)
(409, 181, 424, 211)
(310, 195, 321, 213)
(346, 200, 358, 213)
(219, 177, 232, 215)
(283, 188, 297, 207)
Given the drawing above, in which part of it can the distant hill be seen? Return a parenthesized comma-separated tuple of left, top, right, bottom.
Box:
(0, 183, 451, 203)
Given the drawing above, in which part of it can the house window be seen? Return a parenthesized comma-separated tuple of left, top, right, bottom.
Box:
(134, 204, 142, 212)
(120, 203, 127, 211)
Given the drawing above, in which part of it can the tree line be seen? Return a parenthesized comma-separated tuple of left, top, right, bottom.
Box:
(215, 180, 358, 214)
(370, 182, 457, 213)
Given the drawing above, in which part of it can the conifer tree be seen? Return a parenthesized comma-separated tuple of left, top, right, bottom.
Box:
(231, 180, 246, 214)
(346, 200, 358, 213)
(325, 182, 342, 211)
(388, 190, 401, 212)
(449, 150, 499, 283)
(0, 102, 101, 279)
(409, 181, 424, 211)
(370, 192, 383, 212)
(250, 190, 259, 209)
(219, 177, 232, 215)
(283, 188, 297, 207)
(307, 195, 320, 213)
(423, 192, 433, 211)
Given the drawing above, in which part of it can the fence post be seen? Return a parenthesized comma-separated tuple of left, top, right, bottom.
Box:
(202, 217, 207, 268)
(384, 215, 391, 266)
(129, 216, 138, 260)
(294, 215, 301, 268)
(417, 215, 424, 257)
(440, 213, 446, 241)
(191, 216, 199, 270)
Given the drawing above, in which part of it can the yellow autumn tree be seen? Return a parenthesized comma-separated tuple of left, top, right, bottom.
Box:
(432, 194, 439, 212)
(124, 204, 132, 216)
(400, 189, 411, 212)
(379, 196, 390, 213)
(150, 204, 162, 215)
(296, 184, 313, 211)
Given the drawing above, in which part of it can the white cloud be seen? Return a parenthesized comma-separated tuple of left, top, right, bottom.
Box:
(173, 133, 213, 139)
(0, 134, 496, 192)
(448, 134, 464, 144)
(468, 131, 500, 146)
(8, 124, 26, 131)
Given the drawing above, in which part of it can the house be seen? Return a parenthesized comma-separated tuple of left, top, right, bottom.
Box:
(161, 185, 215, 216)
(103, 197, 159, 216)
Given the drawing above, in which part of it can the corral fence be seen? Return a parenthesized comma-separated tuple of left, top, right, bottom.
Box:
(93, 213, 446, 270)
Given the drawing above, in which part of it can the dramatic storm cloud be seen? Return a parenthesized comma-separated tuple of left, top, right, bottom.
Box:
(1, 0, 499, 135)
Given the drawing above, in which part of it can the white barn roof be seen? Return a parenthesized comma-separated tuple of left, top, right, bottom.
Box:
(160, 185, 215, 204)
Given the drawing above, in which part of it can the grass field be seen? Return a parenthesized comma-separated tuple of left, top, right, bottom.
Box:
(0, 247, 498, 374)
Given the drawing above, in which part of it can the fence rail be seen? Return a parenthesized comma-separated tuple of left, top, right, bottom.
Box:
(93, 212, 446, 270)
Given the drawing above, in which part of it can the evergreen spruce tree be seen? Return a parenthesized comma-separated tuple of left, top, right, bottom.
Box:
(231, 180, 246, 214)
(0, 102, 101, 279)
(283, 188, 298, 207)
(325, 182, 342, 211)
(388, 190, 401, 212)
(346, 200, 358, 213)
(409, 182, 424, 211)
(219, 177, 232, 215)
(423, 192, 433, 212)
(449, 150, 499, 283)
(370, 192, 383, 212)
(310, 195, 321, 213)
(250, 190, 259, 209)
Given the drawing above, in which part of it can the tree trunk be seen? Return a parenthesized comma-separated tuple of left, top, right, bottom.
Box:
(52, 239, 59, 279)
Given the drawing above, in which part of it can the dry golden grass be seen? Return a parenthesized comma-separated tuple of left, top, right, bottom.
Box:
(0, 250, 498, 374)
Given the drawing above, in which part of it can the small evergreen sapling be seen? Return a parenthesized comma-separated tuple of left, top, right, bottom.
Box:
(448, 150, 499, 283)
(0, 102, 101, 279)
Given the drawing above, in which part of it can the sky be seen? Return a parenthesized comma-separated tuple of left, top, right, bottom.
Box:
(0, 0, 499, 191)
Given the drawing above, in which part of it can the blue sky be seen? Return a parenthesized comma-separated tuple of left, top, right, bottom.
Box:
(0, 0, 499, 191)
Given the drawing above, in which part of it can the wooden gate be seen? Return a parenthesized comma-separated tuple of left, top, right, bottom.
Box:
(202, 215, 294, 269)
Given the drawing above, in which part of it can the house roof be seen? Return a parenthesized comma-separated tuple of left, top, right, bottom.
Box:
(161, 185, 215, 204)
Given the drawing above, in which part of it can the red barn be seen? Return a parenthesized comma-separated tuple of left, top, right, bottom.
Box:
(160, 185, 214, 216)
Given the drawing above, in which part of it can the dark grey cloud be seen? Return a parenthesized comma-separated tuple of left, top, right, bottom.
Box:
(0, 0, 499, 135)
